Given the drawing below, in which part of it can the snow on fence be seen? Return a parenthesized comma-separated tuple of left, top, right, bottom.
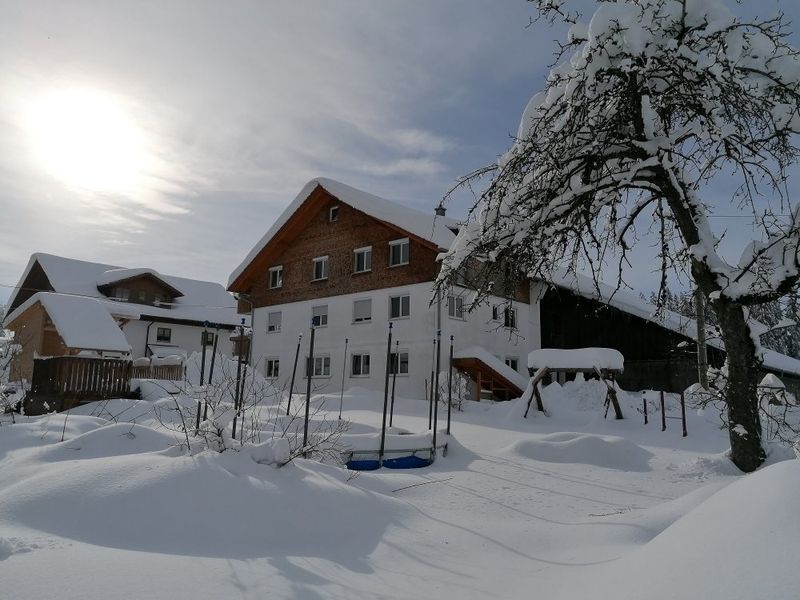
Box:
(131, 356, 185, 381)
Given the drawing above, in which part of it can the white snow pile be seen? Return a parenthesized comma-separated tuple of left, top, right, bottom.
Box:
(564, 459, 800, 600)
(502, 432, 653, 472)
(528, 347, 624, 371)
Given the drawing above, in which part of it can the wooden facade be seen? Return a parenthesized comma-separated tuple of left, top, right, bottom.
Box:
(6, 301, 75, 381)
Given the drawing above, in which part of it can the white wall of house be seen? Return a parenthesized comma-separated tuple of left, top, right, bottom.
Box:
(122, 320, 234, 359)
(249, 281, 539, 402)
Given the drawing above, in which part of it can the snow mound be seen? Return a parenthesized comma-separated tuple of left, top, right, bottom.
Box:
(503, 432, 653, 471)
(570, 459, 800, 600)
(34, 423, 180, 462)
(0, 449, 406, 559)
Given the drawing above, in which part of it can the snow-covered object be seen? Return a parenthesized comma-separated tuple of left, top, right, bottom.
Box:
(452, 346, 529, 392)
(11, 293, 130, 353)
(246, 438, 290, 466)
(3, 253, 238, 328)
(528, 347, 624, 372)
(151, 355, 183, 367)
(759, 373, 785, 390)
(229, 177, 460, 287)
(132, 357, 151, 368)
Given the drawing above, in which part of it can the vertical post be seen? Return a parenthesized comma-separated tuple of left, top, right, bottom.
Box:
(680, 392, 687, 437)
(232, 320, 245, 440)
(287, 334, 302, 417)
(428, 340, 436, 429)
(389, 340, 399, 427)
(338, 338, 349, 420)
(447, 335, 454, 435)
(208, 327, 219, 383)
(302, 325, 316, 456)
(660, 390, 666, 432)
(379, 323, 394, 465)
(695, 287, 709, 389)
(194, 400, 201, 435)
(642, 393, 648, 425)
(200, 323, 208, 386)
(432, 329, 441, 453)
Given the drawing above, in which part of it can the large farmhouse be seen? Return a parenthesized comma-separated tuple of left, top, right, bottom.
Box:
(228, 178, 533, 401)
(230, 178, 800, 401)
(4, 253, 240, 380)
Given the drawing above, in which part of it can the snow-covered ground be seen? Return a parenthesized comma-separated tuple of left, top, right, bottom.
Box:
(0, 380, 797, 599)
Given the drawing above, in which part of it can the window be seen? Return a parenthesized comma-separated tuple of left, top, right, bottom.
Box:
(329, 206, 339, 222)
(154, 294, 163, 305)
(390, 350, 409, 375)
(269, 265, 283, 289)
(312, 305, 328, 327)
(156, 327, 171, 342)
(351, 353, 370, 377)
(353, 246, 372, 273)
(306, 355, 331, 377)
(201, 331, 215, 346)
(493, 305, 517, 329)
(505, 357, 519, 372)
(265, 357, 280, 379)
(389, 238, 410, 266)
(115, 287, 130, 301)
(353, 298, 372, 323)
(267, 311, 282, 333)
(447, 295, 465, 319)
(137, 290, 147, 301)
(312, 256, 329, 281)
(389, 294, 410, 319)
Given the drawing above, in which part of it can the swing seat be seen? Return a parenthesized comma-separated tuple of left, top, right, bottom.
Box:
(383, 455, 433, 469)
(346, 459, 381, 471)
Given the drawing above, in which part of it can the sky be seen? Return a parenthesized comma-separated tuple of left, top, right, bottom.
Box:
(1, 0, 799, 305)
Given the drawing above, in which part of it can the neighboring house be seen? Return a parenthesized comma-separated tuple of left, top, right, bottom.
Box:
(228, 178, 538, 401)
(4, 253, 239, 380)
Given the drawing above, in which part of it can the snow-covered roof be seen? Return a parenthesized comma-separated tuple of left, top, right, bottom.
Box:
(9, 292, 130, 353)
(228, 177, 459, 287)
(528, 348, 624, 372)
(5, 253, 238, 328)
(453, 346, 529, 391)
(549, 271, 800, 377)
(96, 268, 183, 297)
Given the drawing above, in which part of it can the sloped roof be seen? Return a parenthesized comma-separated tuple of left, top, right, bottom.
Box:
(549, 271, 800, 377)
(5, 253, 238, 328)
(9, 292, 131, 353)
(453, 346, 529, 391)
(95, 268, 184, 298)
(228, 177, 459, 288)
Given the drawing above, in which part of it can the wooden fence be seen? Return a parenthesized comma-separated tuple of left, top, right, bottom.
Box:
(26, 356, 133, 414)
(131, 364, 186, 381)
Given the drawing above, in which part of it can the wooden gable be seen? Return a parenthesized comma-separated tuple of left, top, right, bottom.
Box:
(7, 260, 55, 315)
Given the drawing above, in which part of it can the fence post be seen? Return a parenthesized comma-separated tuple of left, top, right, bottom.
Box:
(379, 323, 393, 466)
(389, 340, 398, 427)
(447, 335, 454, 435)
(680, 392, 687, 437)
(660, 390, 666, 432)
(643, 393, 648, 425)
(287, 334, 302, 417)
(302, 325, 316, 457)
(338, 338, 348, 420)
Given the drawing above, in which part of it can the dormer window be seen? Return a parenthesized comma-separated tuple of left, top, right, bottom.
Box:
(114, 287, 130, 301)
(329, 206, 339, 222)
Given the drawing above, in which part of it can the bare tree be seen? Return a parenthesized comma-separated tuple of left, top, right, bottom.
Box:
(437, 0, 800, 471)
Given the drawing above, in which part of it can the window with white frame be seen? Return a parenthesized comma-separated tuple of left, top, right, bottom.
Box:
(351, 353, 370, 377)
(447, 294, 465, 319)
(388, 238, 409, 266)
(267, 311, 282, 333)
(268, 265, 283, 289)
(115, 287, 130, 301)
(353, 246, 372, 273)
(390, 350, 409, 375)
(329, 206, 339, 222)
(493, 305, 517, 329)
(265, 357, 280, 379)
(156, 327, 171, 342)
(312, 256, 329, 281)
(311, 305, 328, 327)
(201, 331, 215, 346)
(389, 294, 410, 319)
(353, 298, 372, 323)
(306, 355, 331, 377)
(505, 357, 519, 372)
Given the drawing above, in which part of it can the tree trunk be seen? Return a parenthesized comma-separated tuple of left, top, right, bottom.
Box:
(712, 298, 766, 472)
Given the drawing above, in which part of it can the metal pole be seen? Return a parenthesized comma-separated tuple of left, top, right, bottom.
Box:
(428, 339, 435, 429)
(680, 392, 688, 437)
(432, 330, 441, 453)
(389, 340, 399, 427)
(643, 394, 648, 425)
(208, 327, 219, 384)
(194, 400, 201, 434)
(200, 325, 208, 386)
(232, 321, 245, 439)
(338, 338, 349, 420)
(695, 288, 709, 389)
(302, 325, 316, 456)
(447, 335, 453, 435)
(378, 323, 393, 465)
(660, 390, 666, 432)
(287, 334, 302, 416)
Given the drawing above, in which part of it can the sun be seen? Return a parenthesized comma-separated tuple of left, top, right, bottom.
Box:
(25, 88, 147, 194)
